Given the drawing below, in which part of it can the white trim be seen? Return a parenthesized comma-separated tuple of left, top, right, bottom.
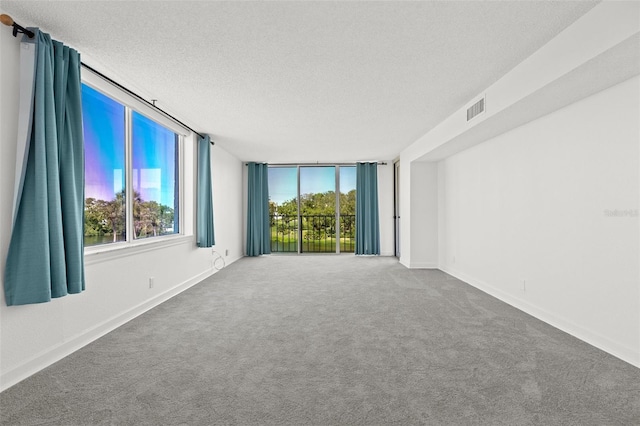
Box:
(406, 261, 439, 269)
(12, 39, 36, 228)
(441, 265, 640, 368)
(0, 259, 239, 392)
(84, 234, 194, 265)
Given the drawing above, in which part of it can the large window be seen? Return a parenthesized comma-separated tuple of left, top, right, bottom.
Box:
(132, 111, 180, 240)
(268, 165, 356, 253)
(82, 83, 181, 248)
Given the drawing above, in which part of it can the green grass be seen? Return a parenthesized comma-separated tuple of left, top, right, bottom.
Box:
(270, 226, 354, 253)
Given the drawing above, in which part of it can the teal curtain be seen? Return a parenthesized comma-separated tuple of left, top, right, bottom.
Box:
(246, 162, 271, 256)
(196, 135, 215, 247)
(5, 30, 85, 305)
(355, 162, 380, 255)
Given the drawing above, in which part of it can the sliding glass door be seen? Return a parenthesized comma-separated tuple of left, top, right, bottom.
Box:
(339, 166, 356, 253)
(268, 165, 355, 254)
(268, 167, 298, 252)
(300, 166, 336, 253)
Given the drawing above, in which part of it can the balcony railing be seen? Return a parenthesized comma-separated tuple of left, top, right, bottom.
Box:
(270, 214, 355, 253)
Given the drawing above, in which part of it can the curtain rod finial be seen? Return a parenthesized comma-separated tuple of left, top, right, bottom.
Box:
(0, 14, 14, 26)
(1, 14, 35, 38)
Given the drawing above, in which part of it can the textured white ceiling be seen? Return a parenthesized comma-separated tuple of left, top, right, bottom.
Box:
(0, 1, 598, 163)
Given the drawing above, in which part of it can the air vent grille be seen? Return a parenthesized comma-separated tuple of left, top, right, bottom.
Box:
(467, 98, 485, 121)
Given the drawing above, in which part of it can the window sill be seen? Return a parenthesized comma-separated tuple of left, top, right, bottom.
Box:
(84, 234, 194, 266)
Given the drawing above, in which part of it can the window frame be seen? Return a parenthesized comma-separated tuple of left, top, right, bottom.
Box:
(267, 164, 357, 254)
(82, 69, 189, 261)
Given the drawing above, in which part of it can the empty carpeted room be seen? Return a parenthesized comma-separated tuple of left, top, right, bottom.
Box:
(1, 1, 639, 425)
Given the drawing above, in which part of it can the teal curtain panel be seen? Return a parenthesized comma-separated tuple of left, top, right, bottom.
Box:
(355, 162, 380, 255)
(246, 162, 271, 256)
(4, 30, 85, 305)
(196, 135, 215, 248)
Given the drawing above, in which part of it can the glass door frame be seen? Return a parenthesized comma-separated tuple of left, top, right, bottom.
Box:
(298, 165, 339, 254)
(394, 160, 400, 257)
(269, 164, 353, 254)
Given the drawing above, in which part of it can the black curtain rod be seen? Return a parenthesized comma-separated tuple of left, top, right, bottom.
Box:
(1, 14, 212, 145)
(81, 63, 212, 144)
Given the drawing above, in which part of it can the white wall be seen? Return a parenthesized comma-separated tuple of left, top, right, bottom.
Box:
(399, 162, 438, 268)
(377, 163, 394, 256)
(439, 76, 639, 367)
(211, 145, 244, 261)
(398, 1, 640, 366)
(0, 20, 244, 390)
(399, 0, 640, 253)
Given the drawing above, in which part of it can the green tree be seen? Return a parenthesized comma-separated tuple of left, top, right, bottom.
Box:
(299, 191, 335, 216)
(269, 189, 356, 243)
(158, 203, 175, 233)
(84, 194, 124, 241)
(277, 198, 298, 217)
(84, 190, 175, 242)
(106, 191, 126, 242)
(84, 197, 104, 237)
(269, 200, 277, 226)
(133, 194, 174, 238)
(340, 189, 356, 215)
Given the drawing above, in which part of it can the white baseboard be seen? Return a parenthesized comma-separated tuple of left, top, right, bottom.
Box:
(441, 265, 640, 369)
(0, 259, 238, 392)
(409, 262, 439, 269)
(398, 256, 438, 269)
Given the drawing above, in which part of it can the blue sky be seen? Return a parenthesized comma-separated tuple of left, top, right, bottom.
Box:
(83, 84, 176, 207)
(131, 111, 177, 206)
(83, 84, 125, 201)
(268, 166, 356, 205)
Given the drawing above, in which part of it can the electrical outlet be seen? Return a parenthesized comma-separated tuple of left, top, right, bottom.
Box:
(225, 249, 229, 256)
(149, 277, 154, 289)
(522, 279, 526, 292)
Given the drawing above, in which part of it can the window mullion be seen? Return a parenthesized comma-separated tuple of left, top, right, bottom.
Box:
(297, 166, 301, 254)
(176, 134, 183, 235)
(125, 106, 134, 242)
(336, 165, 340, 254)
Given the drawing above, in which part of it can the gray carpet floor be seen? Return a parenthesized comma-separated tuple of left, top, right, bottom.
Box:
(1, 255, 639, 425)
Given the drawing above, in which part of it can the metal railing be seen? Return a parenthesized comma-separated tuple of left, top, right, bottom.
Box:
(270, 214, 355, 253)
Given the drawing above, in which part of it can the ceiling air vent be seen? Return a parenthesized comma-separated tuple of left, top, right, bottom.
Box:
(466, 97, 485, 122)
